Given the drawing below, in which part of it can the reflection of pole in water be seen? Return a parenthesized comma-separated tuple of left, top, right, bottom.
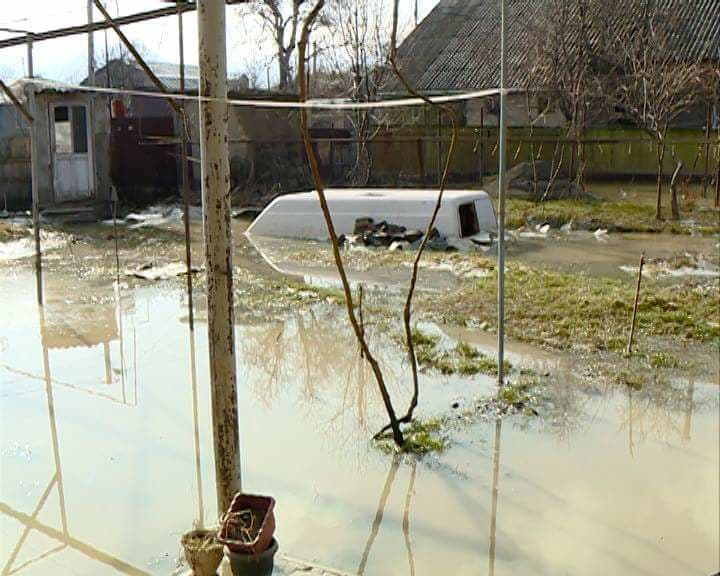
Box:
(628, 387, 634, 457)
(1, 275, 152, 574)
(682, 378, 695, 441)
(39, 304, 69, 534)
(114, 281, 127, 404)
(189, 326, 205, 528)
(488, 417, 502, 576)
(103, 341, 112, 385)
(358, 455, 400, 575)
(402, 460, 417, 576)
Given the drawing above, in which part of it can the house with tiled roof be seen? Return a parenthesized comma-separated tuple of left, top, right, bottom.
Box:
(391, 0, 719, 128)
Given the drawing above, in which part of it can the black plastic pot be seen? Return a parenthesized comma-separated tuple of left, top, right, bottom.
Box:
(224, 538, 278, 576)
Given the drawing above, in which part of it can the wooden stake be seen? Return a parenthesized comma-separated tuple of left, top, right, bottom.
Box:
(626, 253, 645, 357)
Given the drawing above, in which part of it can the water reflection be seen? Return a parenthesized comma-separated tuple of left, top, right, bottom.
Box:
(488, 418, 501, 576)
(0, 282, 149, 576)
(357, 455, 418, 576)
(1, 265, 718, 576)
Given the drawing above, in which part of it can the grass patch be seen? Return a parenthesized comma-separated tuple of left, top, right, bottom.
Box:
(648, 351, 681, 369)
(0, 222, 28, 242)
(615, 369, 645, 390)
(423, 264, 720, 353)
(375, 417, 449, 455)
(505, 198, 720, 234)
(406, 330, 511, 377)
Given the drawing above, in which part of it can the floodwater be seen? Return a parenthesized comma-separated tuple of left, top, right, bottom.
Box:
(1, 220, 719, 576)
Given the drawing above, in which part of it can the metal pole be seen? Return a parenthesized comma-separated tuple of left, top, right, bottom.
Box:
(87, 0, 95, 85)
(26, 34, 34, 77)
(29, 87, 43, 305)
(198, 0, 241, 515)
(496, 0, 507, 386)
(479, 106, 484, 186)
(179, 7, 194, 332)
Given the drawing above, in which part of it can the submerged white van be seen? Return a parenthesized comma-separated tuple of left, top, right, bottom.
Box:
(245, 188, 497, 242)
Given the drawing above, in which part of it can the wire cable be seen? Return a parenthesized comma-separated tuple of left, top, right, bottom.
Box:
(19, 77, 511, 109)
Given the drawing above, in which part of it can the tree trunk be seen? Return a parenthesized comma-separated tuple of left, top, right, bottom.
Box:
(278, 50, 290, 91)
(670, 161, 683, 221)
(655, 141, 665, 220)
(703, 101, 711, 198)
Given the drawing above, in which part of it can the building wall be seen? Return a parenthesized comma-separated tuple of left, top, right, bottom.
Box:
(0, 104, 31, 209)
(35, 92, 111, 211)
(0, 91, 111, 212)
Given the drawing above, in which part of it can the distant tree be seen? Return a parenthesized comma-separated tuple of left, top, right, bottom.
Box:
(324, 0, 393, 183)
(528, 0, 615, 193)
(239, 0, 328, 91)
(608, 1, 703, 219)
(698, 63, 720, 199)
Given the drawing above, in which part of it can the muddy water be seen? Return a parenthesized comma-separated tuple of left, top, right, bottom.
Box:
(1, 235, 719, 575)
(507, 231, 719, 278)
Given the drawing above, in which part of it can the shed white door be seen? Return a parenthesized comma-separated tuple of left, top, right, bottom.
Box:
(51, 104, 93, 202)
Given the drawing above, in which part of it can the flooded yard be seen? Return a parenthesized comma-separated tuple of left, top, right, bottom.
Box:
(1, 215, 718, 575)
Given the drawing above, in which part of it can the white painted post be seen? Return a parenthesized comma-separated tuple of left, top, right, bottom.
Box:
(496, 0, 507, 386)
(26, 34, 34, 77)
(198, 0, 241, 516)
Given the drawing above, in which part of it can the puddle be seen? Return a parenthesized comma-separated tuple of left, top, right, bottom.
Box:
(1, 258, 718, 576)
(505, 231, 719, 278)
(0, 232, 66, 262)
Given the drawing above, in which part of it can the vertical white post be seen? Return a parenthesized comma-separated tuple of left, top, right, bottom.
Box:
(198, 0, 241, 516)
(87, 0, 95, 85)
(26, 34, 34, 78)
(496, 0, 507, 385)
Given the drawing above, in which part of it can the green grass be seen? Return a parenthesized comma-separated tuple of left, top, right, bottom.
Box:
(0, 222, 27, 241)
(407, 330, 511, 377)
(423, 264, 720, 353)
(648, 352, 681, 369)
(505, 198, 720, 234)
(375, 417, 449, 455)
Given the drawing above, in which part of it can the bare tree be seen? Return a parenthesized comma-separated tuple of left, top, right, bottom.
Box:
(609, 2, 702, 220)
(698, 63, 720, 200)
(240, 0, 327, 91)
(529, 0, 612, 193)
(323, 0, 393, 184)
(297, 0, 405, 446)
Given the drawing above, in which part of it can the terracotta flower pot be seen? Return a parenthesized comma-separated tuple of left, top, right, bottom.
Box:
(181, 529, 223, 576)
(217, 493, 276, 555)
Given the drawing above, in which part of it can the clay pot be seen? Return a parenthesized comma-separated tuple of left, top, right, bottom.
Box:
(181, 529, 223, 576)
(224, 538, 278, 576)
(217, 493, 276, 555)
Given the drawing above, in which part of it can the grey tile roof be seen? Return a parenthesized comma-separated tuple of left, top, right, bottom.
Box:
(393, 0, 720, 93)
(86, 59, 250, 93)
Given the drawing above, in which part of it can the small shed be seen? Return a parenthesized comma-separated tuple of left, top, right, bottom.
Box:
(0, 79, 111, 217)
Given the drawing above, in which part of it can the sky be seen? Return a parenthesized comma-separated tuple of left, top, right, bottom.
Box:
(0, 0, 439, 85)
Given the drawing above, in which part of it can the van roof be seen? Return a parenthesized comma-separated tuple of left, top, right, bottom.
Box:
(285, 188, 491, 204)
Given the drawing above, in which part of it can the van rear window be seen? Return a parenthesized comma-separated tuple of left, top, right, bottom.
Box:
(459, 202, 479, 237)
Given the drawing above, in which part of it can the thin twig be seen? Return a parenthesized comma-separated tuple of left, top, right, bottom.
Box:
(297, 0, 403, 447)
